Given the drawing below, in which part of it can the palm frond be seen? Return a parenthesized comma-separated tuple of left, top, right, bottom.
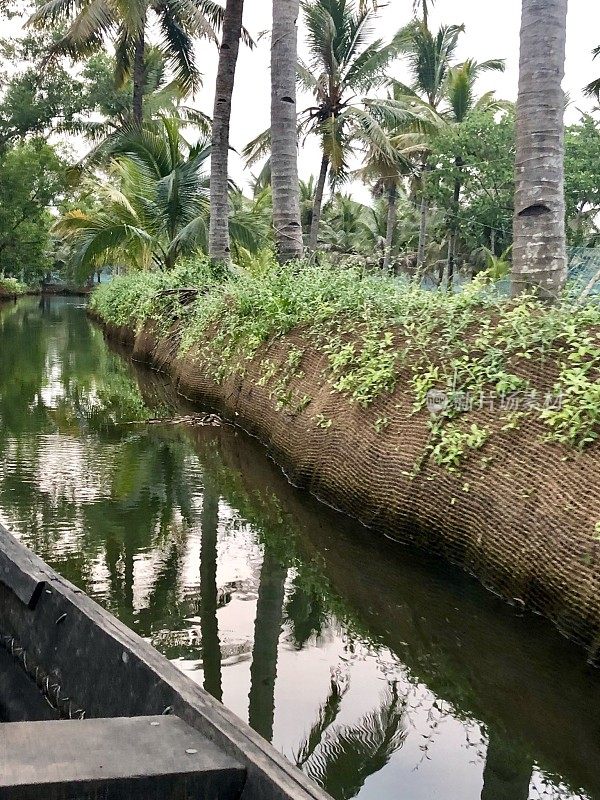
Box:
(294, 673, 349, 768)
(584, 46, 600, 99)
(156, 3, 200, 96)
(28, 0, 84, 27)
(242, 127, 272, 167)
(194, 0, 254, 47)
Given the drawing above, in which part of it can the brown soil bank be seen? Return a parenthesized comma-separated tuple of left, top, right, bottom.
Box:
(96, 315, 600, 664)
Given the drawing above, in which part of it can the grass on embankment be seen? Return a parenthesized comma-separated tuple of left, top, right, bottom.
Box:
(90, 258, 600, 470)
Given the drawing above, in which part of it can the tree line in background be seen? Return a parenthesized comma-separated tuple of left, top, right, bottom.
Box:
(0, 0, 597, 297)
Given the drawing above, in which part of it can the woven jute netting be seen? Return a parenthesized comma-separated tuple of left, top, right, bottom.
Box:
(102, 318, 600, 663)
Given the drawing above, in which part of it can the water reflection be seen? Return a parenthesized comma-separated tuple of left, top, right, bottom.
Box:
(248, 545, 287, 743)
(0, 297, 598, 800)
(199, 473, 223, 702)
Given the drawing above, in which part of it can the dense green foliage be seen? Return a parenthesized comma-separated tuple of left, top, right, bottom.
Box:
(0, 140, 67, 281)
(0, 0, 598, 285)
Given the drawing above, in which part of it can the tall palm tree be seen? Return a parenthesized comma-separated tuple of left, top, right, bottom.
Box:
(209, 0, 246, 267)
(511, 0, 568, 300)
(394, 27, 505, 283)
(247, 0, 414, 253)
(356, 84, 427, 271)
(394, 21, 464, 270)
(29, 0, 233, 124)
(443, 59, 505, 286)
(298, 0, 408, 251)
(270, 0, 304, 263)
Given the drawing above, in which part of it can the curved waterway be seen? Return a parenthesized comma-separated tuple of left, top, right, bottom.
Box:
(0, 296, 599, 800)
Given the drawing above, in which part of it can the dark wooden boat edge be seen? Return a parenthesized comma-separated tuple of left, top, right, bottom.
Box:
(0, 522, 332, 800)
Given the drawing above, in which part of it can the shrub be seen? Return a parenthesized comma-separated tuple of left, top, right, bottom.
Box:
(0, 277, 27, 296)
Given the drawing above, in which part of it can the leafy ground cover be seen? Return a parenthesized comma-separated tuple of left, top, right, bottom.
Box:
(90, 261, 600, 470)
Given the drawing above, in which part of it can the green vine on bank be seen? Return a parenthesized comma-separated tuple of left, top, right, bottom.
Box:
(90, 260, 600, 471)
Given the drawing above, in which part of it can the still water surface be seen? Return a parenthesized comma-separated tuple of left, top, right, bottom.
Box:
(0, 297, 599, 800)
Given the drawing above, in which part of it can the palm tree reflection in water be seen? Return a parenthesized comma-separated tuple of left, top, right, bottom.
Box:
(296, 677, 407, 800)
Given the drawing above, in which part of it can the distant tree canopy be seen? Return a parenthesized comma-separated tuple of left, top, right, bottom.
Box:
(0, 140, 67, 281)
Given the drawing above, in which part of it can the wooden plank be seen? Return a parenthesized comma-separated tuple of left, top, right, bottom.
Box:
(0, 524, 45, 609)
(0, 715, 246, 800)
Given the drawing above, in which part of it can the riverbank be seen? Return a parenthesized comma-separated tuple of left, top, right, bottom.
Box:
(0, 280, 92, 300)
(89, 262, 600, 662)
(0, 278, 26, 300)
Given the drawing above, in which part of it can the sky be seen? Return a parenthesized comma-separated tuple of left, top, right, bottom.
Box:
(189, 0, 599, 194)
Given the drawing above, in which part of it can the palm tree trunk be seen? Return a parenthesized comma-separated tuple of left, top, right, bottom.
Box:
(511, 0, 568, 300)
(382, 182, 397, 273)
(209, 0, 245, 267)
(447, 232, 456, 290)
(416, 194, 429, 274)
(308, 154, 329, 252)
(132, 29, 146, 126)
(271, 0, 304, 264)
(447, 164, 462, 291)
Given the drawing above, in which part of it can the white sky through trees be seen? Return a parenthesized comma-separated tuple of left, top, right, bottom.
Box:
(4, 1, 599, 196)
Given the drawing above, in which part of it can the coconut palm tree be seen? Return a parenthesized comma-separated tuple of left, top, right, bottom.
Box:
(356, 83, 427, 271)
(29, 0, 238, 124)
(393, 21, 464, 271)
(209, 0, 247, 267)
(54, 118, 264, 274)
(247, 0, 418, 253)
(298, 0, 413, 251)
(393, 34, 505, 284)
(270, 0, 304, 263)
(511, 0, 568, 300)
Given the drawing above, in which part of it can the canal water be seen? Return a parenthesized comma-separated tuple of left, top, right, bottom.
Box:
(0, 296, 599, 800)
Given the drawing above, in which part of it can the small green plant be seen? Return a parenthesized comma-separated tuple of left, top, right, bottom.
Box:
(429, 422, 490, 471)
(374, 416, 389, 433)
(315, 414, 333, 429)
